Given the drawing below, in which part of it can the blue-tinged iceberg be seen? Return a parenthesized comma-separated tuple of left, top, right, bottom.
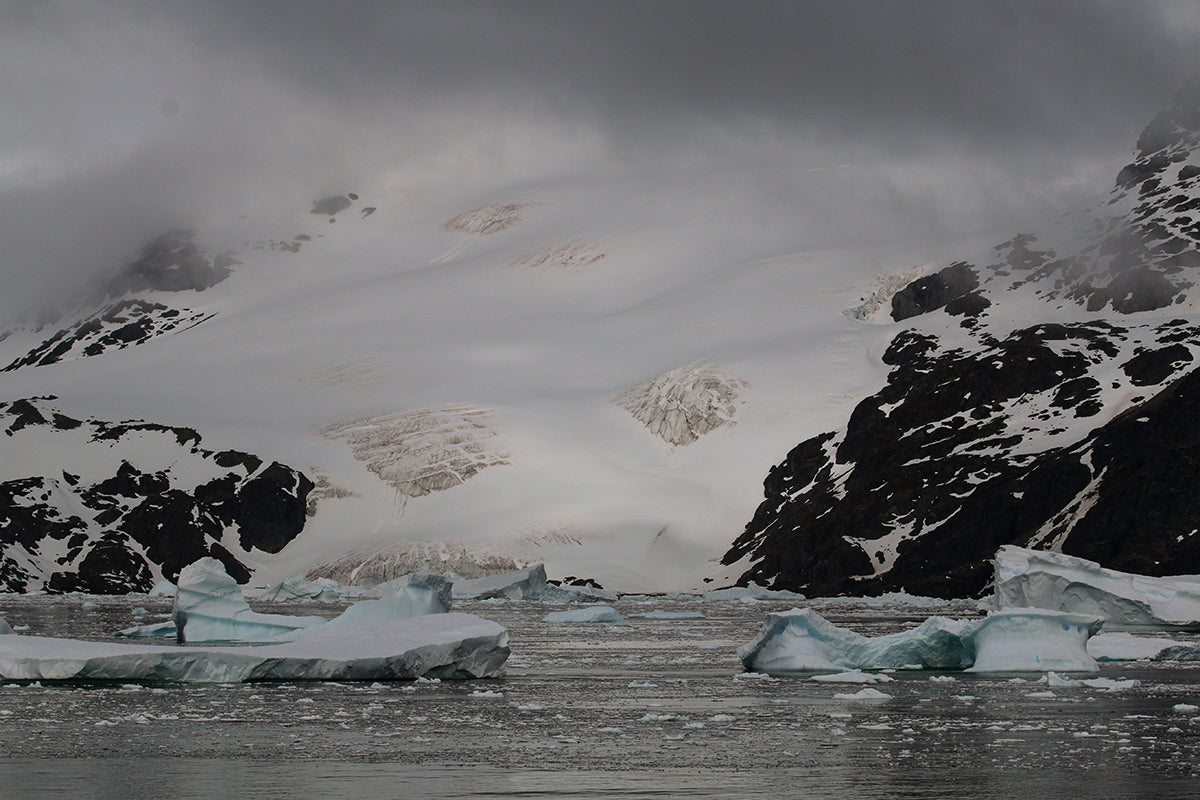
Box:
(993, 546, 1200, 631)
(0, 613, 509, 683)
(120, 559, 453, 642)
(738, 607, 1102, 674)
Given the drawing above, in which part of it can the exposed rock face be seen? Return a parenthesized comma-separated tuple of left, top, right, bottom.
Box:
(104, 229, 234, 297)
(891, 262, 979, 321)
(616, 365, 747, 446)
(3, 300, 212, 371)
(725, 78, 1200, 598)
(0, 397, 313, 593)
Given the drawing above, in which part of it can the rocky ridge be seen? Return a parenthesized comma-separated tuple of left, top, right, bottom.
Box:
(723, 77, 1200, 598)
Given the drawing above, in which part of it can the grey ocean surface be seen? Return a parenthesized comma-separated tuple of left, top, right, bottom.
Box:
(2, 594, 1200, 799)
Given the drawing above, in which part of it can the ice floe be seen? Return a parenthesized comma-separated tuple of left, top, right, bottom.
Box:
(0, 613, 509, 683)
(993, 545, 1200, 631)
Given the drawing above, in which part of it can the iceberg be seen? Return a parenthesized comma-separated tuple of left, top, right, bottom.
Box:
(739, 608, 974, 673)
(993, 545, 1200, 631)
(738, 607, 1103, 674)
(147, 580, 177, 598)
(453, 564, 547, 600)
(965, 609, 1101, 672)
(252, 575, 344, 602)
(326, 574, 452, 626)
(539, 583, 620, 604)
(125, 562, 456, 642)
(172, 559, 327, 643)
(0, 613, 509, 683)
(0, 618, 11, 635)
(543, 606, 626, 623)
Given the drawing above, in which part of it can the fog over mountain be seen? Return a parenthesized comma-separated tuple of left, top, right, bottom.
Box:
(3, 1, 1198, 316)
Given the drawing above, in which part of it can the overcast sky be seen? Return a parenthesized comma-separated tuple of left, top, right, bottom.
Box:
(2, 0, 1199, 315)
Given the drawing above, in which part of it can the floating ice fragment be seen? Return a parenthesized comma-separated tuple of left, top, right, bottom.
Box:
(543, 606, 626, 624)
(833, 687, 892, 701)
(470, 689, 504, 699)
(1173, 703, 1199, 713)
(811, 670, 894, 684)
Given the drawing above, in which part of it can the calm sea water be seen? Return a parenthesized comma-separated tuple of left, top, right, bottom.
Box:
(2, 594, 1199, 799)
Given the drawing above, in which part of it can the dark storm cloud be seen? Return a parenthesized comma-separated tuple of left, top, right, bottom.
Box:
(1, 0, 1198, 315)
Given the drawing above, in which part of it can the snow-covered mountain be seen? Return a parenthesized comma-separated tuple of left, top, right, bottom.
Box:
(5, 78, 1200, 596)
(723, 76, 1200, 597)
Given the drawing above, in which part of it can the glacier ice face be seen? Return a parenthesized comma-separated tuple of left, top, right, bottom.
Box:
(453, 564, 547, 600)
(543, 606, 626, 623)
(0, 613, 509, 683)
(965, 609, 1101, 672)
(993, 546, 1200, 631)
(739, 607, 1103, 674)
(172, 558, 326, 643)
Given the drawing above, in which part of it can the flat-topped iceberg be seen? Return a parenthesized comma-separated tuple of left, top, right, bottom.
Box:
(543, 606, 626, 623)
(453, 564, 547, 600)
(0, 613, 509, 683)
(993, 546, 1200, 631)
(739, 607, 1102, 674)
(967, 609, 1101, 672)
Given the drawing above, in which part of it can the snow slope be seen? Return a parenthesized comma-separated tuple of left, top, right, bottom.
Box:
(1, 170, 956, 593)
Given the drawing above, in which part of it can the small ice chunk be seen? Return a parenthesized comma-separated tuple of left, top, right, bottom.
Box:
(543, 606, 626, 624)
(811, 670, 893, 684)
(833, 687, 892, 701)
(1173, 703, 1199, 713)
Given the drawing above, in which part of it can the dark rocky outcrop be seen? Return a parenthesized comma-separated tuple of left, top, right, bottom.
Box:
(0, 398, 314, 593)
(891, 262, 979, 321)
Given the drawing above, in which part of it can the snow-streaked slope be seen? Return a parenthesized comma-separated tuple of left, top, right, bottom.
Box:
(3, 167, 979, 592)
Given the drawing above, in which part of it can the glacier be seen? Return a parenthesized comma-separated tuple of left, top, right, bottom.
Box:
(738, 607, 1102, 674)
(0, 613, 509, 683)
(993, 546, 1200, 631)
